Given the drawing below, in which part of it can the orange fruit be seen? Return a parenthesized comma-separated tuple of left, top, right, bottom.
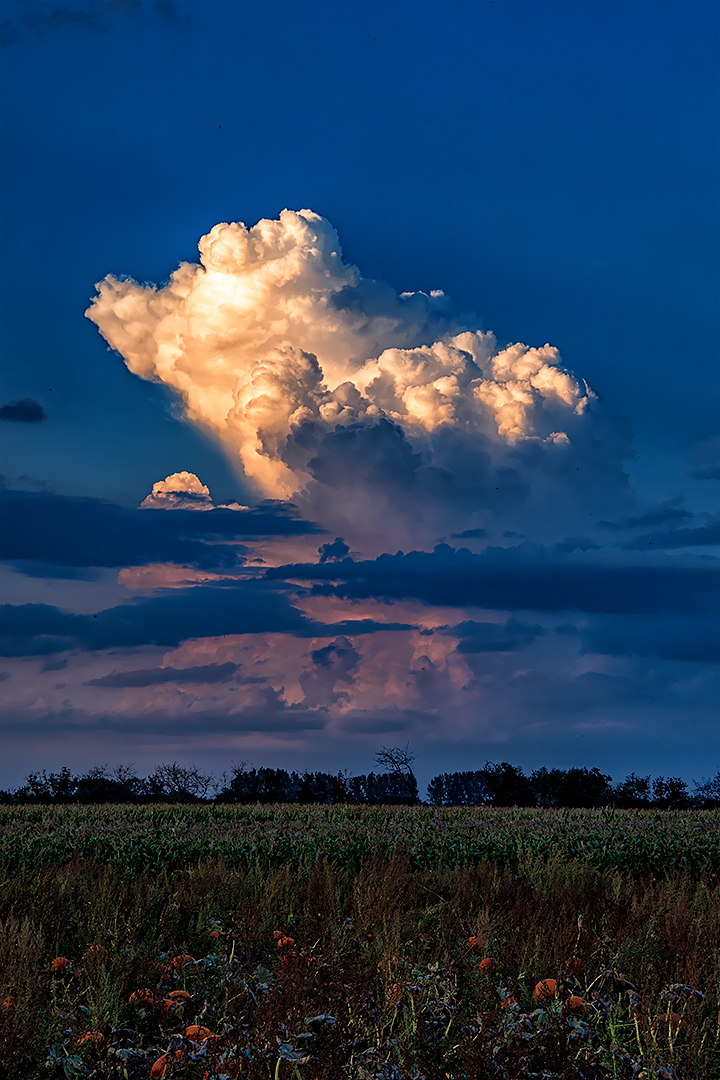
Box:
(186, 1024, 213, 1042)
(533, 978, 558, 1003)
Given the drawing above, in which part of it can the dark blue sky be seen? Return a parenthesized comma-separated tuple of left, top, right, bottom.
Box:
(0, 0, 718, 789)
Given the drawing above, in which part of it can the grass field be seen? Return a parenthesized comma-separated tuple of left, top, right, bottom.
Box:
(1, 806, 719, 1079)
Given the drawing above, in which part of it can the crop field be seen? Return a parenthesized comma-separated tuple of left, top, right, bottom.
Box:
(1, 806, 719, 1079)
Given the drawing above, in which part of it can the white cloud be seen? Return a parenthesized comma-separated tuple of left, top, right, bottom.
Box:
(88, 209, 630, 547)
(140, 471, 212, 510)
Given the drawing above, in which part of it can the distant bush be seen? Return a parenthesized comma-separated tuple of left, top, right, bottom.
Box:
(1, 759, 717, 808)
(428, 763, 719, 809)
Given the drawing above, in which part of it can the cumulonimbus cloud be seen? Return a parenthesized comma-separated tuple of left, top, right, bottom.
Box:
(87, 209, 632, 545)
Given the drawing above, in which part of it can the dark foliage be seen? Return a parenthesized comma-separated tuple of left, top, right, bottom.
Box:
(1, 760, 718, 808)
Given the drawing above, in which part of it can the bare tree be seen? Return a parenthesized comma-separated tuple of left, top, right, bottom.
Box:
(374, 744, 418, 800)
(212, 760, 250, 798)
(148, 762, 214, 802)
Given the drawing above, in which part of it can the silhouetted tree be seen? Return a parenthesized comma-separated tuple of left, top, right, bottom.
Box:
(693, 769, 720, 807)
(427, 771, 490, 806)
(652, 776, 691, 809)
(373, 744, 419, 803)
(482, 762, 536, 807)
(612, 773, 652, 808)
(530, 766, 613, 808)
(144, 762, 214, 803)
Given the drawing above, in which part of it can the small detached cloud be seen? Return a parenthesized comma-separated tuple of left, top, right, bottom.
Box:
(140, 472, 213, 511)
(318, 537, 350, 563)
(450, 528, 488, 540)
(0, 398, 47, 423)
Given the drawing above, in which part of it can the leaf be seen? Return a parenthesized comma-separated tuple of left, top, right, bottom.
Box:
(277, 1042, 312, 1063)
(303, 1014, 336, 1030)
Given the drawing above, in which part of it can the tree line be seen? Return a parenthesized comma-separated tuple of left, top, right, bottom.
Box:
(1, 747, 718, 808)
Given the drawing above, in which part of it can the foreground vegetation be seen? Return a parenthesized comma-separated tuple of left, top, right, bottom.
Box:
(1, 807, 719, 1078)
(1, 804, 719, 875)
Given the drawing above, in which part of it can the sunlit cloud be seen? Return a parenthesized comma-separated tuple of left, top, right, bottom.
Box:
(87, 209, 633, 551)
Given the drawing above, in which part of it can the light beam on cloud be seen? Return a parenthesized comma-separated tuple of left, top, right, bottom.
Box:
(87, 209, 631, 547)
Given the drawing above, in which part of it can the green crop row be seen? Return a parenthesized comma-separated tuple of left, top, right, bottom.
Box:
(1, 805, 718, 874)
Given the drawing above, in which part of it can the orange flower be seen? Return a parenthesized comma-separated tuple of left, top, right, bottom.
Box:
(533, 978, 558, 1003)
(272, 930, 283, 939)
(467, 936, 483, 951)
(186, 1024, 214, 1043)
(128, 988, 154, 1006)
(385, 983, 403, 1008)
(280, 950, 299, 966)
(50, 956, 70, 974)
(77, 1030, 104, 1046)
(500, 997, 517, 1008)
(276, 935, 295, 949)
(307, 956, 317, 965)
(478, 957, 497, 974)
(2, 996, 15, 1011)
(210, 929, 220, 939)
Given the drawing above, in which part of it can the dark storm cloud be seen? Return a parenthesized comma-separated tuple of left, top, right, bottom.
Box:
(0, 489, 319, 572)
(85, 661, 241, 687)
(0, 399, 47, 423)
(442, 617, 544, 653)
(266, 543, 720, 616)
(303, 420, 532, 518)
(598, 504, 694, 531)
(0, 586, 311, 656)
(621, 520, 720, 550)
(580, 614, 720, 663)
(318, 537, 350, 563)
(0, 586, 414, 657)
(595, 499, 719, 550)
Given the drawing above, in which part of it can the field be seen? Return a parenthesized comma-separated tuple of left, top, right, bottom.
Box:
(1, 806, 719, 1079)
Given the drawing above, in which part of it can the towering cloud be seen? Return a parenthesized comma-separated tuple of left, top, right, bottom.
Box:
(87, 210, 632, 548)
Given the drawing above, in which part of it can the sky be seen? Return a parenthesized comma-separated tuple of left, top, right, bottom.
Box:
(0, 0, 718, 792)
